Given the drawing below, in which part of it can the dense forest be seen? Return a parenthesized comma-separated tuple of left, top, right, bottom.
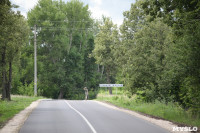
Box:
(0, 0, 200, 116)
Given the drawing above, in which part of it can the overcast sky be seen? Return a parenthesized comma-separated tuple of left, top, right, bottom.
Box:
(10, 0, 135, 26)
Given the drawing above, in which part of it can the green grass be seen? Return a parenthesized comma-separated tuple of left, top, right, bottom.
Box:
(96, 90, 200, 128)
(0, 95, 43, 128)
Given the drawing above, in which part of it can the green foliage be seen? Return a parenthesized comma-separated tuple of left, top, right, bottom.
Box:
(159, 0, 200, 114)
(107, 0, 200, 117)
(97, 93, 200, 127)
(0, 0, 30, 100)
(135, 90, 146, 102)
(93, 17, 119, 67)
(26, 0, 99, 99)
(92, 17, 120, 94)
(18, 82, 34, 96)
(88, 88, 97, 99)
(1, 0, 199, 119)
(118, 18, 172, 98)
(180, 77, 200, 115)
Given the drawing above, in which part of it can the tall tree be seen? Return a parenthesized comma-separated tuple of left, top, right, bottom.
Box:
(27, 0, 96, 99)
(93, 17, 120, 94)
(0, 0, 29, 100)
(132, 18, 172, 100)
(116, 1, 146, 94)
(140, 0, 200, 114)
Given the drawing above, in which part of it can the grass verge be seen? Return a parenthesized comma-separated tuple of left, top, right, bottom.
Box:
(0, 95, 43, 128)
(96, 91, 200, 129)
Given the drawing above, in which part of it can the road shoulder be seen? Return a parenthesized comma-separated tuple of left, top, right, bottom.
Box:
(94, 100, 190, 133)
(0, 99, 42, 133)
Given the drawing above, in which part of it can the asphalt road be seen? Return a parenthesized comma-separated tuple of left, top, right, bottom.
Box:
(19, 100, 169, 133)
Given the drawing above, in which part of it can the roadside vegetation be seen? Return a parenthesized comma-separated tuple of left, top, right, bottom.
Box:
(1, 0, 200, 128)
(96, 89, 200, 128)
(0, 95, 43, 128)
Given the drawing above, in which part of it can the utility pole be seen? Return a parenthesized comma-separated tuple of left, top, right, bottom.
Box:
(34, 24, 37, 96)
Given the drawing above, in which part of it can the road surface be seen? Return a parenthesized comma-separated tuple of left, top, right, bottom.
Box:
(19, 100, 169, 133)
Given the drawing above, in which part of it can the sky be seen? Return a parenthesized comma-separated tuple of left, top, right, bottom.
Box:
(10, 0, 135, 26)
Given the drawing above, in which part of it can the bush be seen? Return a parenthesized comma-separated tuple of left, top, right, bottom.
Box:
(135, 89, 156, 103)
(18, 81, 34, 96)
(135, 90, 146, 102)
(89, 89, 97, 99)
(180, 76, 200, 116)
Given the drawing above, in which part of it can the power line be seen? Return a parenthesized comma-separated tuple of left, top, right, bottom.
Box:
(28, 19, 102, 23)
(27, 18, 200, 23)
(27, 19, 200, 33)
(33, 28, 96, 31)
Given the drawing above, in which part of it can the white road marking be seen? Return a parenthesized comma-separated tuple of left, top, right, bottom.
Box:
(65, 101, 97, 133)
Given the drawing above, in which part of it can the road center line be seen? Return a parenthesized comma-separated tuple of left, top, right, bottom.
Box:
(65, 101, 97, 133)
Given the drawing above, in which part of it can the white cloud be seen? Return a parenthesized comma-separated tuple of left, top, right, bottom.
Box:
(9, 0, 132, 27)
(89, 6, 110, 19)
(10, 0, 38, 17)
(11, 0, 37, 10)
(88, 0, 110, 20)
(24, 0, 38, 10)
(89, 0, 102, 6)
(114, 19, 123, 27)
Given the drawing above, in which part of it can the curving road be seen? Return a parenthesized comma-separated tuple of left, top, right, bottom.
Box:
(19, 100, 169, 133)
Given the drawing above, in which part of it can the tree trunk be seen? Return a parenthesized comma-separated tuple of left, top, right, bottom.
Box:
(68, 32, 73, 54)
(1, 47, 6, 100)
(106, 67, 112, 95)
(7, 62, 12, 101)
(101, 65, 104, 79)
(58, 88, 64, 99)
(79, 31, 83, 52)
(1, 70, 6, 100)
(97, 64, 100, 72)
